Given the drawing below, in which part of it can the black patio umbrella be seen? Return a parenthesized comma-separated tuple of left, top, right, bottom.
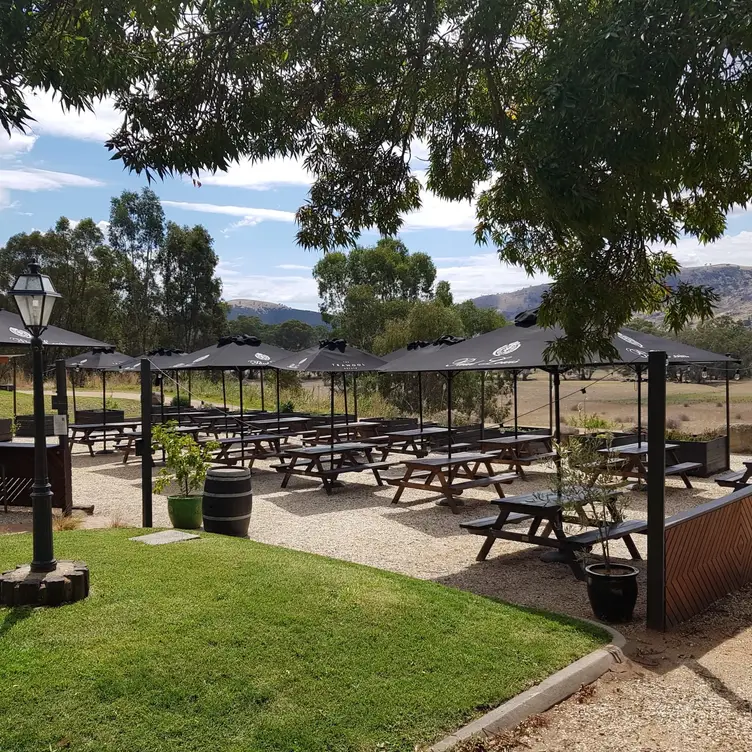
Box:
(381, 323, 734, 445)
(176, 335, 294, 463)
(65, 346, 131, 453)
(0, 308, 110, 348)
(274, 339, 386, 459)
(382, 336, 466, 432)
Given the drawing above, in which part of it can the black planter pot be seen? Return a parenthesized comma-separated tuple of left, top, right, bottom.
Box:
(585, 563, 639, 623)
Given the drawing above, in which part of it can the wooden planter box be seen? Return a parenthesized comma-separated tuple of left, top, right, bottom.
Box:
(14, 414, 55, 437)
(0, 418, 12, 442)
(670, 436, 728, 477)
(75, 409, 125, 425)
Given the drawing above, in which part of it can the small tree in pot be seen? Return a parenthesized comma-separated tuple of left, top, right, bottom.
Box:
(555, 435, 638, 623)
(152, 422, 218, 530)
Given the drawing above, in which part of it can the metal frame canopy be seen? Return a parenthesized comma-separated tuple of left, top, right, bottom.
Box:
(0, 309, 110, 348)
(379, 325, 734, 373)
(65, 347, 131, 371)
(113, 348, 188, 373)
(273, 339, 386, 373)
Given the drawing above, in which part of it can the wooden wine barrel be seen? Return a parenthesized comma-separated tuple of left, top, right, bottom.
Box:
(202, 468, 252, 537)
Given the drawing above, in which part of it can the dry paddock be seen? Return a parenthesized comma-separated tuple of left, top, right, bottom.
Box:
(2, 446, 751, 752)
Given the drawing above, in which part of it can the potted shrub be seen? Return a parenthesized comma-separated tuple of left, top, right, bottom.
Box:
(664, 427, 727, 476)
(152, 422, 218, 529)
(556, 436, 639, 623)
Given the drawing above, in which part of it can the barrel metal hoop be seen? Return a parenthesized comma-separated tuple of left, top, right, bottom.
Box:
(202, 513, 252, 522)
(203, 491, 252, 498)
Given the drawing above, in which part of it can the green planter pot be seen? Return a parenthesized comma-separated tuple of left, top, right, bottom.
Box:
(167, 496, 203, 530)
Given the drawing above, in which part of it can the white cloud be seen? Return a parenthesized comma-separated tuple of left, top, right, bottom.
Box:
(277, 263, 311, 271)
(400, 170, 481, 232)
(23, 91, 121, 142)
(0, 168, 101, 211)
(668, 230, 752, 268)
(435, 253, 549, 302)
(197, 157, 312, 190)
(218, 261, 319, 309)
(0, 131, 37, 158)
(68, 219, 110, 235)
(162, 200, 296, 229)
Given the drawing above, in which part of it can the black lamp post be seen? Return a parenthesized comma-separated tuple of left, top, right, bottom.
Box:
(0, 260, 89, 606)
(11, 260, 60, 572)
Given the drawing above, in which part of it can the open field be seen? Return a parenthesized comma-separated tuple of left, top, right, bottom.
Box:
(0, 392, 142, 421)
(0, 530, 605, 752)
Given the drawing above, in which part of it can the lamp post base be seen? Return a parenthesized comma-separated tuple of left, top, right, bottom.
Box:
(0, 560, 89, 606)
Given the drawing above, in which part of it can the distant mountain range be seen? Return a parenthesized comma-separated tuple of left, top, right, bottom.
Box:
(471, 265, 752, 321)
(226, 298, 325, 327)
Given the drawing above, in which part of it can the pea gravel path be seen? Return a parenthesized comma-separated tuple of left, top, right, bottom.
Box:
(2, 447, 751, 751)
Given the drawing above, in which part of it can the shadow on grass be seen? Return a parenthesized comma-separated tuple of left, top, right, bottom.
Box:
(0, 607, 33, 639)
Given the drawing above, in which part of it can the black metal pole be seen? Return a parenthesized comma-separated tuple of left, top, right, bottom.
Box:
(175, 370, 182, 424)
(100, 369, 108, 453)
(188, 370, 192, 403)
(647, 350, 667, 631)
(637, 365, 643, 447)
(221, 370, 228, 427)
(238, 369, 245, 465)
(260, 369, 265, 411)
(726, 354, 732, 470)
(12, 358, 17, 420)
(343, 374, 349, 435)
(447, 372, 454, 484)
(140, 358, 153, 527)
(30, 334, 55, 572)
(353, 374, 359, 420)
(513, 370, 518, 437)
(330, 376, 335, 463)
(548, 371, 553, 435)
(70, 368, 78, 415)
(54, 360, 71, 516)
(480, 371, 485, 440)
(276, 369, 281, 434)
(159, 374, 165, 462)
(553, 369, 561, 444)
(418, 373, 424, 431)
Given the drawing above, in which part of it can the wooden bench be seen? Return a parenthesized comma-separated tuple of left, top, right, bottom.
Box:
(513, 451, 558, 466)
(460, 512, 533, 531)
(663, 462, 702, 488)
(715, 469, 746, 489)
(566, 519, 647, 560)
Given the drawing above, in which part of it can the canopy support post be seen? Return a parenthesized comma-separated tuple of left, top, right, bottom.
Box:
(188, 370, 192, 403)
(330, 376, 335, 466)
(647, 350, 667, 631)
(140, 358, 152, 528)
(637, 365, 643, 447)
(343, 374, 349, 433)
(238, 369, 245, 466)
(12, 358, 17, 420)
(353, 374, 359, 421)
(418, 373, 424, 431)
(260, 370, 265, 411)
(70, 369, 77, 416)
(513, 370, 519, 438)
(726, 354, 732, 470)
(276, 369, 281, 434)
(480, 371, 485, 440)
(553, 369, 561, 444)
(159, 375, 165, 462)
(96, 369, 112, 454)
(548, 371, 553, 435)
(447, 372, 454, 485)
(221, 370, 227, 413)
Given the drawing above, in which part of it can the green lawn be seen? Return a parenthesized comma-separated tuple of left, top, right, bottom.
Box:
(0, 530, 607, 752)
(0, 392, 142, 420)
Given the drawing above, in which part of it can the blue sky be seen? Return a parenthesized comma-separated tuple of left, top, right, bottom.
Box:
(2, 91, 752, 312)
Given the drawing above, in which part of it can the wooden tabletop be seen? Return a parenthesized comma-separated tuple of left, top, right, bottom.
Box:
(249, 416, 310, 426)
(210, 434, 281, 445)
(69, 420, 140, 430)
(384, 426, 449, 438)
(491, 489, 603, 510)
(598, 442, 679, 456)
(286, 442, 376, 456)
(403, 451, 500, 468)
(480, 433, 552, 447)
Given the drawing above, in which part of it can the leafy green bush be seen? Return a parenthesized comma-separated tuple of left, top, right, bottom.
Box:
(152, 422, 218, 497)
(279, 399, 295, 413)
(567, 409, 613, 430)
(170, 394, 192, 408)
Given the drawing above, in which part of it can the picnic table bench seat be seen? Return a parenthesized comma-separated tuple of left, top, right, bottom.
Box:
(663, 461, 702, 477)
(512, 451, 558, 466)
(460, 512, 533, 531)
(715, 469, 746, 488)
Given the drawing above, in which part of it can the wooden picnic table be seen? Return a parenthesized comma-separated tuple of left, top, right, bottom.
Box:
(247, 416, 311, 433)
(460, 489, 639, 580)
(303, 421, 382, 445)
(69, 420, 141, 455)
(117, 425, 201, 464)
(274, 442, 393, 494)
(479, 433, 556, 478)
(596, 442, 700, 488)
(378, 426, 451, 459)
(716, 460, 752, 490)
(206, 433, 283, 467)
(387, 451, 516, 514)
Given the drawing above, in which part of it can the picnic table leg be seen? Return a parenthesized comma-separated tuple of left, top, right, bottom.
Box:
(668, 449, 694, 489)
(476, 511, 510, 561)
(391, 466, 414, 504)
(511, 448, 527, 479)
(550, 519, 585, 580)
(436, 472, 460, 514)
(281, 455, 299, 489)
(364, 449, 384, 486)
(623, 535, 642, 561)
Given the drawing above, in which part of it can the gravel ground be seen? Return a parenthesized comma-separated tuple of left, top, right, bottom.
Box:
(2, 446, 751, 751)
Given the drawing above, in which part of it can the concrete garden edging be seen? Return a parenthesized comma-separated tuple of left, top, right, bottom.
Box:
(430, 620, 627, 752)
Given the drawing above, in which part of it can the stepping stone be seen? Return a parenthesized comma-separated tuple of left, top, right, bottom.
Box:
(130, 530, 200, 545)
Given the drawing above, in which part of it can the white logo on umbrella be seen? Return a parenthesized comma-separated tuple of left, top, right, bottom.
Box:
(492, 341, 521, 357)
(193, 354, 211, 363)
(452, 358, 478, 367)
(9, 327, 31, 339)
(254, 353, 272, 362)
(627, 348, 648, 359)
(618, 333, 643, 348)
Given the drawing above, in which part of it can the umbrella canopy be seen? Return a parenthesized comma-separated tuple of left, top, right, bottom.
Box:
(0, 308, 110, 348)
(65, 346, 131, 370)
(381, 335, 465, 362)
(174, 334, 292, 369)
(273, 339, 386, 372)
(114, 348, 188, 372)
(380, 325, 734, 372)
